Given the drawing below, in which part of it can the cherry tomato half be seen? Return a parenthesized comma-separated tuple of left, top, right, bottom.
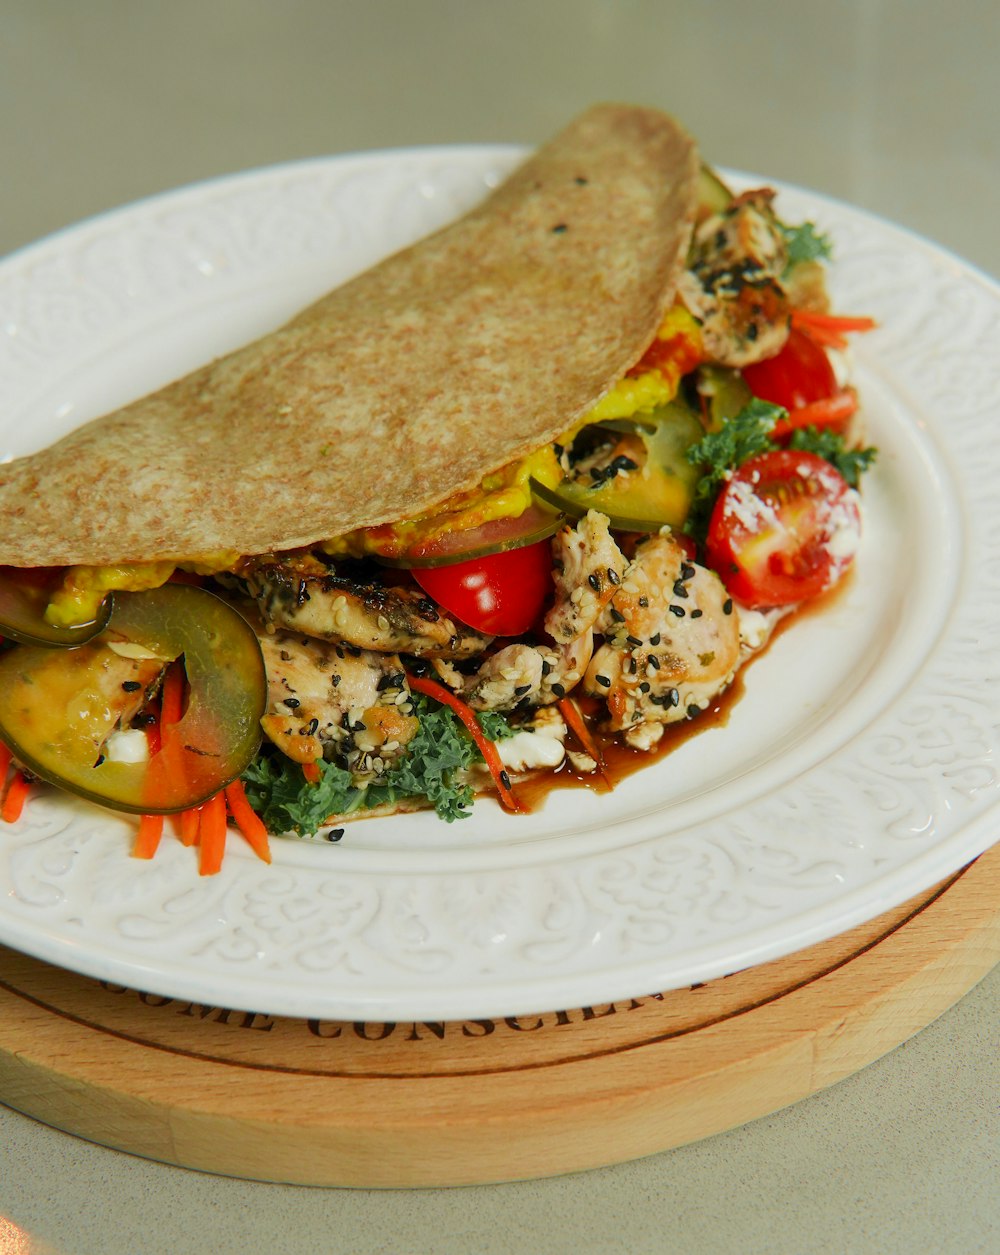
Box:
(705, 450, 860, 608)
(742, 327, 838, 413)
(413, 540, 552, 636)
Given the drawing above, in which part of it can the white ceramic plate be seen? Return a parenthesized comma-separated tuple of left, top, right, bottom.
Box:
(1, 147, 998, 1023)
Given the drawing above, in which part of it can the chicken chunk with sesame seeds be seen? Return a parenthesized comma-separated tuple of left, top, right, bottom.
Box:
(585, 531, 740, 749)
(237, 552, 493, 659)
(256, 627, 417, 767)
(432, 630, 594, 713)
(679, 188, 791, 368)
(545, 511, 627, 644)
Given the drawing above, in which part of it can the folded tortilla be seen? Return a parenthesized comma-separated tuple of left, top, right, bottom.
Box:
(0, 104, 698, 567)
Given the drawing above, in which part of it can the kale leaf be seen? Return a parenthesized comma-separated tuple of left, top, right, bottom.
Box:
(684, 400, 784, 541)
(780, 220, 833, 272)
(787, 427, 878, 487)
(241, 695, 514, 835)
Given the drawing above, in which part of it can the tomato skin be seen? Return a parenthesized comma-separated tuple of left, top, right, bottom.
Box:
(706, 450, 860, 609)
(742, 328, 838, 413)
(412, 540, 552, 636)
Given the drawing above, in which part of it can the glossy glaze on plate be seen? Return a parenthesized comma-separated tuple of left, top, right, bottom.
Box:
(0, 149, 998, 1020)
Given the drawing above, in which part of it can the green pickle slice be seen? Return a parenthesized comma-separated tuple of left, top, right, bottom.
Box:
(0, 584, 266, 814)
(531, 401, 705, 533)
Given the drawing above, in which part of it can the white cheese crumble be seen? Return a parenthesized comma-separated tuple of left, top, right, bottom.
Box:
(103, 729, 149, 764)
(496, 706, 567, 773)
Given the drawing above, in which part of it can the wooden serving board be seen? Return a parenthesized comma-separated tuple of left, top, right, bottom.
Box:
(2, 843, 999, 1187)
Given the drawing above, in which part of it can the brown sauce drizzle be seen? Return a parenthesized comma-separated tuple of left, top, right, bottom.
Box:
(509, 574, 853, 811)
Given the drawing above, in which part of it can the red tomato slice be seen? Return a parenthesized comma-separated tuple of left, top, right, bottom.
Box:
(706, 450, 860, 608)
(413, 540, 553, 636)
(742, 327, 838, 412)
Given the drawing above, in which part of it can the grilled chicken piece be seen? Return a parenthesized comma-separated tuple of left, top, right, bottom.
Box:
(433, 631, 594, 713)
(85, 647, 166, 763)
(256, 627, 418, 769)
(545, 511, 628, 644)
(238, 552, 492, 659)
(586, 532, 740, 749)
(680, 188, 791, 368)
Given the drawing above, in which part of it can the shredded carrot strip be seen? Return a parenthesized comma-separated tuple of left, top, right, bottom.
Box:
(179, 805, 202, 846)
(160, 661, 184, 726)
(302, 761, 322, 785)
(198, 791, 228, 875)
(791, 310, 878, 351)
(772, 389, 858, 438)
(558, 697, 613, 790)
(792, 309, 878, 334)
(133, 813, 164, 859)
(1, 771, 31, 824)
(224, 780, 271, 864)
(407, 674, 525, 813)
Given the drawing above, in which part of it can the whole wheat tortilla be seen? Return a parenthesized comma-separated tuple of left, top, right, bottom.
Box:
(0, 104, 698, 567)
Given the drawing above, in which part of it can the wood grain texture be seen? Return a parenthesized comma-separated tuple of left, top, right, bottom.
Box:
(1, 844, 998, 1187)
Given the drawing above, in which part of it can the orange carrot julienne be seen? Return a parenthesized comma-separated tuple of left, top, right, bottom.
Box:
(198, 790, 228, 875)
(179, 805, 202, 847)
(407, 674, 525, 813)
(224, 780, 271, 864)
(133, 813, 164, 859)
(772, 389, 859, 438)
(558, 697, 613, 791)
(160, 660, 185, 726)
(791, 309, 877, 351)
(1, 771, 31, 824)
(302, 760, 322, 784)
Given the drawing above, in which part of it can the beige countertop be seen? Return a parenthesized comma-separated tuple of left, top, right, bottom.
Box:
(1, 3, 998, 1251)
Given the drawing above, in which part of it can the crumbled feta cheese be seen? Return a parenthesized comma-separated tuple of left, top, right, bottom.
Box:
(497, 707, 567, 772)
(103, 729, 149, 764)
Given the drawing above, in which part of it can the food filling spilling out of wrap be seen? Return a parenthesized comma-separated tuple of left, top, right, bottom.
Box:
(0, 104, 877, 870)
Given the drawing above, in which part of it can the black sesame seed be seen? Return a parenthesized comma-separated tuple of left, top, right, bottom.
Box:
(594, 674, 611, 688)
(325, 828, 345, 843)
(650, 632, 661, 646)
(306, 717, 319, 735)
(609, 607, 626, 623)
(669, 605, 686, 617)
(513, 683, 532, 696)
(672, 580, 689, 599)
(540, 659, 552, 677)
(331, 674, 341, 687)
(499, 770, 512, 789)
(638, 596, 649, 608)
(667, 688, 680, 707)
(607, 568, 620, 585)
(588, 573, 601, 591)
(376, 672, 405, 691)
(723, 598, 733, 615)
(552, 223, 568, 234)
(626, 635, 643, 648)
(647, 656, 661, 671)
(687, 704, 701, 719)
(284, 696, 301, 709)
(639, 682, 651, 693)
(121, 680, 141, 693)
(680, 563, 696, 581)
(690, 608, 703, 619)
(551, 682, 566, 698)
(629, 658, 638, 674)
(575, 176, 588, 185)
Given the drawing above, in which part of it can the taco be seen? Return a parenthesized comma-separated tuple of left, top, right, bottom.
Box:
(0, 104, 875, 857)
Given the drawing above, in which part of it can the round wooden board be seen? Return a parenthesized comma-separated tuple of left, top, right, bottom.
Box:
(2, 843, 999, 1188)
